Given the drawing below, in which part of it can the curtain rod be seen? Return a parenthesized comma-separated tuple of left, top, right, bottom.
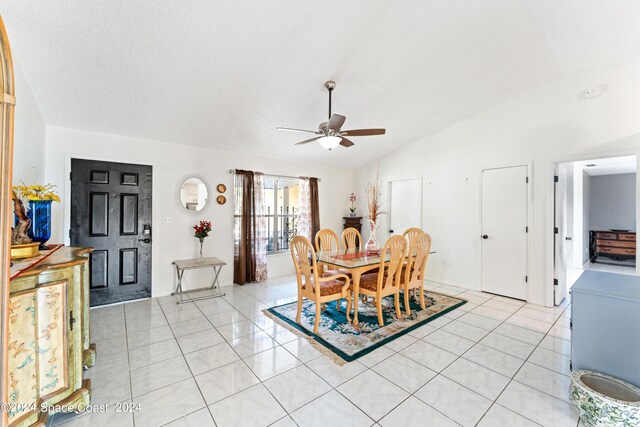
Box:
(228, 169, 321, 182)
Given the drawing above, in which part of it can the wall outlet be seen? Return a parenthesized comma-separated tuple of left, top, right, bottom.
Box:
(162, 216, 172, 224)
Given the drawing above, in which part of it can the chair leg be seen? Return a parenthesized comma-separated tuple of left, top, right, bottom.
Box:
(376, 297, 384, 326)
(296, 295, 303, 323)
(336, 299, 341, 312)
(314, 302, 321, 333)
(404, 288, 411, 316)
(394, 292, 401, 319)
(419, 285, 426, 310)
(345, 295, 352, 323)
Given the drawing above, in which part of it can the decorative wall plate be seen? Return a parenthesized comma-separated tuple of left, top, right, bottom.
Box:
(217, 184, 226, 193)
(217, 195, 226, 205)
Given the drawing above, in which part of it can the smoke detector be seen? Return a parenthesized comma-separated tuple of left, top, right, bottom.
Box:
(584, 87, 602, 99)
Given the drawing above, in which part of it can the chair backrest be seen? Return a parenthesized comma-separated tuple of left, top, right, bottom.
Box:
(377, 235, 407, 290)
(403, 227, 423, 249)
(405, 232, 432, 285)
(342, 227, 362, 251)
(291, 235, 319, 294)
(314, 229, 340, 252)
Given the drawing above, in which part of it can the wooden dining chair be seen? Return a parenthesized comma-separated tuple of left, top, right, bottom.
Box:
(314, 229, 340, 275)
(403, 227, 423, 248)
(342, 227, 362, 251)
(400, 232, 432, 316)
(290, 236, 351, 333)
(350, 235, 406, 326)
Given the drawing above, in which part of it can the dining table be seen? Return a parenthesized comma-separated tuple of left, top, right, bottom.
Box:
(316, 248, 436, 326)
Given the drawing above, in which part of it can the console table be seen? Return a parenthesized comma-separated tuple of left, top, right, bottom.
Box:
(589, 230, 636, 265)
(172, 257, 226, 304)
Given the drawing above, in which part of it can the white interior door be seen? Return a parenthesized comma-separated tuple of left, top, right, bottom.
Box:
(388, 178, 422, 237)
(481, 166, 528, 300)
(554, 164, 570, 304)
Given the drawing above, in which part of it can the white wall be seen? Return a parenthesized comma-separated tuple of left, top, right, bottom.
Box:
(45, 126, 354, 297)
(12, 60, 45, 184)
(589, 173, 636, 231)
(355, 63, 640, 306)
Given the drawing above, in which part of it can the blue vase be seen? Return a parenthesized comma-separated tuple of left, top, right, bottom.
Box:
(27, 200, 52, 249)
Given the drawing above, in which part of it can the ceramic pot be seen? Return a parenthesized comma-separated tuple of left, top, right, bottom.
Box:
(570, 370, 640, 427)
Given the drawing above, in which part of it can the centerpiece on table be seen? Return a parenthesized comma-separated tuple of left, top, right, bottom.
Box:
(349, 192, 357, 217)
(12, 183, 60, 251)
(193, 220, 212, 262)
(364, 169, 385, 253)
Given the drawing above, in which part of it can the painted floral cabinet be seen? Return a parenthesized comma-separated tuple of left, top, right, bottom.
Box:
(8, 247, 94, 426)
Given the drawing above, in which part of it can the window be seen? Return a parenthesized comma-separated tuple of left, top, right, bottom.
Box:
(264, 177, 299, 254)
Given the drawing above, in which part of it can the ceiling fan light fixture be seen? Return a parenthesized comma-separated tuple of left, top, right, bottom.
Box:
(318, 136, 341, 150)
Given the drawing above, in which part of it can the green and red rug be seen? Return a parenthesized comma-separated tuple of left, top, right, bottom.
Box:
(265, 291, 466, 362)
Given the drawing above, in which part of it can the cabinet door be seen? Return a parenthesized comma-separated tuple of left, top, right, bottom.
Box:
(37, 281, 69, 399)
(7, 291, 38, 425)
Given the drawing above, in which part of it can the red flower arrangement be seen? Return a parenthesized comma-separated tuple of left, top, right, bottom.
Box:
(193, 220, 212, 239)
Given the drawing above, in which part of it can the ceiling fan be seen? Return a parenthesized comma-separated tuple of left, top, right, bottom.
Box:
(277, 80, 386, 150)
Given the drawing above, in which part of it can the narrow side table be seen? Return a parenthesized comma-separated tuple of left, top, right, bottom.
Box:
(172, 257, 226, 304)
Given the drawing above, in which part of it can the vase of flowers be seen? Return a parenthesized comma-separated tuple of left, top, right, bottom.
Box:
(349, 192, 357, 217)
(193, 220, 212, 262)
(13, 183, 60, 250)
(364, 169, 385, 252)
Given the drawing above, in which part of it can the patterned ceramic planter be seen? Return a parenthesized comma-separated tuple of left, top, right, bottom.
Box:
(570, 370, 640, 427)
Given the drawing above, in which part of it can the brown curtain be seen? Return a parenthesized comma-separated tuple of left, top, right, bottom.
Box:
(233, 170, 268, 285)
(309, 177, 320, 241)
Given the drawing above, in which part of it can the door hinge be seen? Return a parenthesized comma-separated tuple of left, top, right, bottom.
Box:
(69, 310, 76, 331)
(525, 276, 528, 283)
(526, 226, 529, 233)
(68, 229, 72, 239)
(553, 278, 558, 286)
(554, 175, 559, 183)
(69, 172, 72, 180)
(554, 227, 559, 234)
(526, 177, 529, 184)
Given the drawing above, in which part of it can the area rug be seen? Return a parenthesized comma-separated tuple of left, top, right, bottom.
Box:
(265, 291, 466, 362)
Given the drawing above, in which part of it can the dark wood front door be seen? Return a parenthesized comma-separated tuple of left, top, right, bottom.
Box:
(70, 159, 152, 306)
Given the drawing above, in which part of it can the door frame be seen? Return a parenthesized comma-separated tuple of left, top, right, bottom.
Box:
(545, 148, 640, 306)
(479, 162, 532, 300)
(0, 16, 15, 427)
(64, 153, 156, 297)
(386, 176, 423, 239)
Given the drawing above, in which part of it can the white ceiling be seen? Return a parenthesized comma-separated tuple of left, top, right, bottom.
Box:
(577, 155, 637, 176)
(3, 1, 640, 167)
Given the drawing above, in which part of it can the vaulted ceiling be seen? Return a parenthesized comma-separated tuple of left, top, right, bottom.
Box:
(2, 1, 640, 167)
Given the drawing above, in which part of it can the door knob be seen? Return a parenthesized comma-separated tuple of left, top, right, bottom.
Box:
(389, 229, 394, 233)
(565, 237, 572, 241)
(138, 238, 151, 243)
(482, 235, 488, 239)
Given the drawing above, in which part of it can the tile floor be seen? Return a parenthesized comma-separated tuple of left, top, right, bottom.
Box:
(48, 276, 584, 427)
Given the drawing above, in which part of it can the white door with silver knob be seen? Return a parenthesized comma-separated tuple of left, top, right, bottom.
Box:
(481, 165, 528, 300)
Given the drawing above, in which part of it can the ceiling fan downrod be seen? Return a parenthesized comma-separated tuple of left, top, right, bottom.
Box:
(325, 80, 336, 120)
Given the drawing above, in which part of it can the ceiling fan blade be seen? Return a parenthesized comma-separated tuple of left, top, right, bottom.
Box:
(295, 136, 322, 145)
(277, 127, 319, 134)
(339, 137, 355, 147)
(340, 128, 386, 136)
(327, 114, 346, 131)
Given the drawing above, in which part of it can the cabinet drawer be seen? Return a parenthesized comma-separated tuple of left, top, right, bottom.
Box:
(596, 232, 617, 240)
(620, 233, 636, 241)
(598, 247, 636, 255)
(596, 239, 636, 248)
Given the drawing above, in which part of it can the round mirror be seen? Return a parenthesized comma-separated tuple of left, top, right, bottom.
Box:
(180, 177, 208, 212)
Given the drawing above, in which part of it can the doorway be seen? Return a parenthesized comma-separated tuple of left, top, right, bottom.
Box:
(387, 178, 422, 237)
(70, 159, 153, 306)
(553, 155, 637, 304)
(481, 165, 529, 300)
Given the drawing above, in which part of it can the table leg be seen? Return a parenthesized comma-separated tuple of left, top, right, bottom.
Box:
(352, 269, 361, 326)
